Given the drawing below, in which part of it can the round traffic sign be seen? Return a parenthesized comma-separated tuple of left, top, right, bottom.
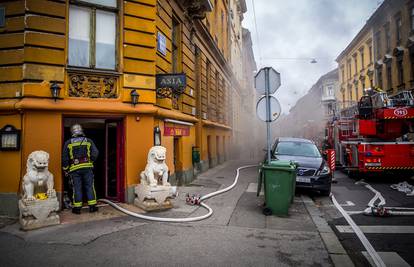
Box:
(256, 96, 281, 122)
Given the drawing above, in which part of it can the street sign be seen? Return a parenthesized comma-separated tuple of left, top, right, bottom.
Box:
(254, 67, 281, 164)
(254, 67, 281, 95)
(256, 96, 281, 122)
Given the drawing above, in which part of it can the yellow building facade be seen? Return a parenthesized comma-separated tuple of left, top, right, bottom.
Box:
(336, 27, 374, 108)
(0, 0, 242, 216)
(337, 0, 414, 109)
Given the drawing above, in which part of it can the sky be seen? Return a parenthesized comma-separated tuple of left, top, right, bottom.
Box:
(242, 0, 382, 114)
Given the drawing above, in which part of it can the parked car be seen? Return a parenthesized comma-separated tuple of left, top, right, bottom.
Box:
(270, 137, 332, 195)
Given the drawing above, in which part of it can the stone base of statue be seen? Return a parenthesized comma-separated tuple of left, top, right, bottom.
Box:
(18, 193, 60, 231)
(134, 184, 176, 211)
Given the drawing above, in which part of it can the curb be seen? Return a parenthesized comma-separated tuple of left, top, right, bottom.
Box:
(302, 195, 355, 267)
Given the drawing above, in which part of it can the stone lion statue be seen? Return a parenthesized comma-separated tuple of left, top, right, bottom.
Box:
(140, 146, 170, 187)
(22, 150, 55, 202)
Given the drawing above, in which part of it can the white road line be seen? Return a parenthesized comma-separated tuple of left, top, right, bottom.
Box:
(362, 251, 410, 267)
(336, 225, 414, 234)
(346, 210, 364, 215)
(331, 194, 386, 267)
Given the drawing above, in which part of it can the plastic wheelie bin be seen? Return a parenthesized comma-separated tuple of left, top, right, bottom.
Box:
(257, 160, 297, 216)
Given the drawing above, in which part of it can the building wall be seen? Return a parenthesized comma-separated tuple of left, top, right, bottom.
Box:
(371, 0, 414, 94)
(0, 0, 244, 216)
(337, 0, 414, 109)
(337, 27, 373, 108)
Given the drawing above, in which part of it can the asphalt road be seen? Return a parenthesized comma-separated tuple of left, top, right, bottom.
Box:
(315, 170, 414, 266)
(0, 160, 331, 267)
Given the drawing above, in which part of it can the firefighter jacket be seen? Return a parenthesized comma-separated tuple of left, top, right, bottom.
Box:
(62, 136, 99, 172)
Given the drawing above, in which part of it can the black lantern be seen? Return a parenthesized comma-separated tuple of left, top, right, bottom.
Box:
(0, 125, 21, 151)
(154, 126, 161, 146)
(130, 89, 139, 106)
(50, 82, 61, 101)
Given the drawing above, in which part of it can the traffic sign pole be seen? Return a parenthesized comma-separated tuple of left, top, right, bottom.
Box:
(265, 68, 271, 164)
(254, 66, 281, 164)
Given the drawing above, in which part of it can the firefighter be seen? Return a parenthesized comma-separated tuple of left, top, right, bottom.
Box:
(62, 124, 99, 214)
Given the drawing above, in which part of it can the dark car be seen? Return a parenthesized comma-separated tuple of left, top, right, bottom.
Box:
(271, 137, 332, 195)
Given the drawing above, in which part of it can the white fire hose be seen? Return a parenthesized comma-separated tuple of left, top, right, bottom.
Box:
(99, 164, 258, 223)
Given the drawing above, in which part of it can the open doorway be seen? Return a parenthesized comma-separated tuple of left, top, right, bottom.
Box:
(173, 137, 182, 184)
(63, 117, 124, 205)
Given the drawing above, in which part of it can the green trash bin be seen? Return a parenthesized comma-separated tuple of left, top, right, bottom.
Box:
(257, 160, 297, 216)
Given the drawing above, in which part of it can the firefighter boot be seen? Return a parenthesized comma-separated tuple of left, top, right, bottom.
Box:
(72, 207, 81, 214)
(89, 205, 98, 213)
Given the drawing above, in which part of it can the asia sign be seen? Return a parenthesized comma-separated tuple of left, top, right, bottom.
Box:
(156, 73, 187, 99)
(164, 124, 190, 136)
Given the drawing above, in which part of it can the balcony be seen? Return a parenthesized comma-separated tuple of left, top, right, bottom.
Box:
(321, 94, 336, 102)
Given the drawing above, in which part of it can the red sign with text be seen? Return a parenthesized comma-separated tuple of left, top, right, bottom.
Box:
(164, 124, 190, 136)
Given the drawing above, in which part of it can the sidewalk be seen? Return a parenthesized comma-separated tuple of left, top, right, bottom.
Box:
(0, 160, 347, 266)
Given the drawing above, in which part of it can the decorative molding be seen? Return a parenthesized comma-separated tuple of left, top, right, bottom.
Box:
(178, 0, 213, 20)
(68, 73, 117, 98)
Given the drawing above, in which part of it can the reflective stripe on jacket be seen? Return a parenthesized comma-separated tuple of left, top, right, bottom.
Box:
(62, 136, 99, 172)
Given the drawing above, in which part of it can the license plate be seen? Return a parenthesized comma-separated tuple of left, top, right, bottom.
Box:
(365, 162, 381, 167)
(296, 177, 311, 183)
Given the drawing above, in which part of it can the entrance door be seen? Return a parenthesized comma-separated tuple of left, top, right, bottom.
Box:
(173, 137, 182, 183)
(105, 120, 124, 201)
(63, 118, 124, 204)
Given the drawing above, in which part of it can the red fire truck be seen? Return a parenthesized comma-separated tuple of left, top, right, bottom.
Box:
(326, 90, 414, 176)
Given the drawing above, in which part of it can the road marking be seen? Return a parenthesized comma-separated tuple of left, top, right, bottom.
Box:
(336, 225, 414, 234)
(331, 194, 386, 267)
(362, 251, 410, 267)
(356, 180, 386, 207)
(346, 210, 364, 215)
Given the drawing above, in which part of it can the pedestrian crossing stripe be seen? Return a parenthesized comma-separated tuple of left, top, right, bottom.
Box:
(366, 166, 414, 170)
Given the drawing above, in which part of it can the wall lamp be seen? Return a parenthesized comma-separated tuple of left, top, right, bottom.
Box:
(50, 82, 61, 101)
(130, 89, 139, 107)
(154, 126, 161, 146)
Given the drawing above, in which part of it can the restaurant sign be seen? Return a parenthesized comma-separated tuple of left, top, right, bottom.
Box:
(164, 123, 190, 136)
(156, 73, 187, 99)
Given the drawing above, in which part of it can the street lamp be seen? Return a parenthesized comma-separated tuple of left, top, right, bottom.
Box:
(50, 82, 61, 101)
(154, 126, 161, 146)
(130, 89, 139, 106)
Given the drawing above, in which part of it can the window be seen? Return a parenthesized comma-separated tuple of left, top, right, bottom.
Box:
(384, 23, 390, 52)
(377, 67, 383, 89)
(397, 59, 404, 86)
(411, 52, 414, 81)
(355, 83, 359, 101)
(327, 85, 333, 96)
(347, 60, 351, 79)
(396, 16, 402, 44)
(341, 67, 345, 83)
(353, 55, 358, 73)
(368, 45, 372, 63)
(360, 48, 364, 68)
(172, 17, 181, 73)
(386, 62, 392, 90)
(68, 0, 117, 70)
(348, 86, 352, 101)
(375, 31, 381, 58)
(411, 7, 414, 32)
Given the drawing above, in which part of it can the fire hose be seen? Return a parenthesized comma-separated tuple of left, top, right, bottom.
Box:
(98, 164, 258, 223)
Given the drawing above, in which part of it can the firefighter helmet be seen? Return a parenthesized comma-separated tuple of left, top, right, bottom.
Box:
(70, 124, 84, 137)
